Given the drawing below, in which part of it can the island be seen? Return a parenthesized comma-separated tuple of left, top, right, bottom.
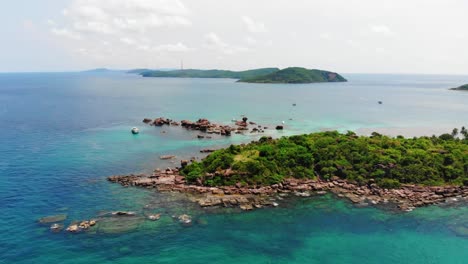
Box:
(238, 67, 347, 83)
(139, 67, 347, 84)
(108, 128, 468, 212)
(450, 84, 468, 91)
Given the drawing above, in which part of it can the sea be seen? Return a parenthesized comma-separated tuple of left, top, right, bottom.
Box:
(0, 72, 467, 263)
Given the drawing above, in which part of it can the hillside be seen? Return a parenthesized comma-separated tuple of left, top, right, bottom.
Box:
(181, 130, 468, 188)
(140, 67, 347, 83)
(238, 67, 347, 83)
(450, 84, 468, 91)
(141, 68, 279, 79)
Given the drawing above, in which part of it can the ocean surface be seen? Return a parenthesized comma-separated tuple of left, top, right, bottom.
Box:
(0, 72, 467, 263)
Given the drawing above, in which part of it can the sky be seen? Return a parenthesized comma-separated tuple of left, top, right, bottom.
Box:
(1, 0, 468, 74)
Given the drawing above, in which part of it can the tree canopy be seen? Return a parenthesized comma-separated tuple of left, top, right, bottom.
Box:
(181, 130, 468, 188)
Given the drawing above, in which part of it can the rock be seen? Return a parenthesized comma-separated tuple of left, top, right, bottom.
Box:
(178, 214, 192, 226)
(200, 149, 215, 153)
(79, 221, 91, 229)
(240, 204, 253, 210)
(180, 160, 189, 167)
(142, 118, 152, 123)
(152, 117, 171, 126)
(197, 135, 205, 139)
(148, 214, 161, 221)
(199, 197, 223, 207)
(112, 211, 136, 216)
(160, 155, 176, 160)
(50, 223, 62, 232)
(66, 224, 79, 233)
(89, 220, 97, 226)
(272, 202, 279, 207)
(275, 125, 284, 130)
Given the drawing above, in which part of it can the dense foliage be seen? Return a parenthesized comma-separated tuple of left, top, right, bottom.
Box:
(238, 67, 347, 83)
(141, 68, 279, 79)
(181, 130, 468, 188)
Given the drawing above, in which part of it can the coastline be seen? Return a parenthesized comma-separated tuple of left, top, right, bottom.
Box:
(108, 169, 468, 212)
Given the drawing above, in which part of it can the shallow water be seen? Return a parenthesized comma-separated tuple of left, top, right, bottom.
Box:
(0, 72, 467, 263)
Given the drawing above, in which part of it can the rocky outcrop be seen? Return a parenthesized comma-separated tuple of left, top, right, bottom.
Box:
(143, 116, 269, 137)
(108, 171, 468, 212)
(152, 117, 171, 126)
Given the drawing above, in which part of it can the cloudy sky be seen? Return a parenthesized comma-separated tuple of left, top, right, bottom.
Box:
(1, 0, 468, 74)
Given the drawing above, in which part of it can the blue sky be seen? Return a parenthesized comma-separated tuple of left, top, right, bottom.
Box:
(1, 0, 468, 74)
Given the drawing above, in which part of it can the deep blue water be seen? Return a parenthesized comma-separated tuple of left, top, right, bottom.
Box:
(0, 72, 467, 263)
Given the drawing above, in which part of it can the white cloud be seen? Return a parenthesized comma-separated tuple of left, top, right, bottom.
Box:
(51, 28, 82, 40)
(242, 16, 267, 33)
(48, 0, 193, 67)
(245, 36, 257, 45)
(204, 32, 248, 55)
(64, 0, 191, 35)
(319, 33, 332, 40)
(120, 37, 136, 45)
(153, 42, 191, 52)
(370, 25, 395, 37)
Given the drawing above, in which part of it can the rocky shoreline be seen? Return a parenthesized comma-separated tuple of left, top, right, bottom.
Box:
(142, 117, 276, 137)
(107, 169, 468, 212)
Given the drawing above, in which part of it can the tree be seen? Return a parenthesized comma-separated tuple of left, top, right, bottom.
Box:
(461, 126, 468, 139)
(452, 128, 459, 137)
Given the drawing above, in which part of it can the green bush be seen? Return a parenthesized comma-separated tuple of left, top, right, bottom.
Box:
(181, 129, 468, 187)
(377, 178, 401, 189)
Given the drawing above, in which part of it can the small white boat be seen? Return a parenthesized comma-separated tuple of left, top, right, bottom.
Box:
(131, 127, 139, 134)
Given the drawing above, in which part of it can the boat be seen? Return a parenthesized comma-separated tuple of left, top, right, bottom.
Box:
(131, 127, 139, 134)
(378, 101, 383, 104)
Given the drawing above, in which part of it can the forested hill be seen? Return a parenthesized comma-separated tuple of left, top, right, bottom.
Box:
(238, 67, 347, 83)
(140, 67, 347, 83)
(181, 130, 468, 188)
(140, 68, 279, 79)
(450, 84, 468, 91)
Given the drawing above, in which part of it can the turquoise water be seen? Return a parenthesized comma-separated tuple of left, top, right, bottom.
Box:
(0, 72, 467, 263)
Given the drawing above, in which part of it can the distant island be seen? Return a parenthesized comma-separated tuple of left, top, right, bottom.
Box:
(139, 67, 347, 84)
(450, 84, 468, 91)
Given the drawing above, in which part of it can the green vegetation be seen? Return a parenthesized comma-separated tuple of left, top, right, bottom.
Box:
(450, 84, 468, 91)
(140, 67, 347, 84)
(127, 68, 152, 74)
(141, 68, 279, 79)
(238, 67, 347, 83)
(181, 129, 468, 188)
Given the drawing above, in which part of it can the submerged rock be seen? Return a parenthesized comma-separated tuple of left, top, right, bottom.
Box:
(38, 214, 67, 224)
(97, 216, 144, 234)
(50, 223, 63, 232)
(178, 214, 192, 226)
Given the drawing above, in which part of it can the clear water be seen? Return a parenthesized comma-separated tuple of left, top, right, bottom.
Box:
(0, 72, 467, 263)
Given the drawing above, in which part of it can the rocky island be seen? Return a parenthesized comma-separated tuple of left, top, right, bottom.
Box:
(139, 67, 347, 84)
(450, 84, 468, 91)
(108, 129, 468, 212)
